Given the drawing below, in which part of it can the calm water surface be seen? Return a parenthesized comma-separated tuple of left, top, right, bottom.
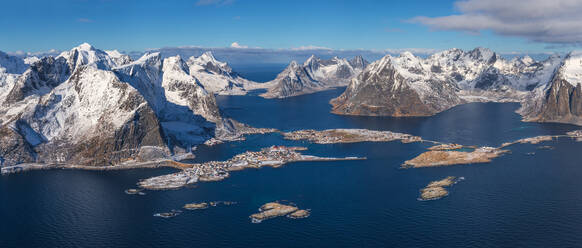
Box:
(2, 88, 582, 247)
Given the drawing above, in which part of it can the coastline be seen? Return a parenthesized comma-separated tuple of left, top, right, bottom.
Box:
(1, 159, 185, 175)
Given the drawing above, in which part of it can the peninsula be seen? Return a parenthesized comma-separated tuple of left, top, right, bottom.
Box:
(282, 128, 423, 144)
(138, 146, 365, 190)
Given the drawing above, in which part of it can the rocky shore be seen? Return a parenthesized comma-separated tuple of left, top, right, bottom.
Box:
(403, 131, 582, 168)
(419, 176, 462, 200)
(500, 135, 555, 148)
(0, 159, 184, 175)
(204, 126, 280, 146)
(282, 128, 423, 144)
(138, 145, 365, 190)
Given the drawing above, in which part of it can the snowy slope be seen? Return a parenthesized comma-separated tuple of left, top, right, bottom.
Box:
(560, 51, 582, 86)
(260, 61, 323, 98)
(332, 48, 566, 117)
(186, 51, 267, 95)
(331, 53, 462, 116)
(0, 52, 28, 104)
(262, 55, 368, 98)
(303, 55, 362, 85)
(0, 43, 254, 167)
(518, 51, 582, 125)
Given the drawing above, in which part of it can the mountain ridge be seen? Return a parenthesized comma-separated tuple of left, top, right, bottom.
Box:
(0, 43, 261, 167)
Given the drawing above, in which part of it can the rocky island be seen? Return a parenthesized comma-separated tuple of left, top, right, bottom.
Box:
(153, 209, 183, 219)
(183, 201, 236, 210)
(250, 202, 310, 223)
(183, 202, 209, 210)
(419, 176, 462, 200)
(403, 147, 509, 168)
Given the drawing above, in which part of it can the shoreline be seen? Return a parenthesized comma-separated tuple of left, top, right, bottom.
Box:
(3, 129, 582, 179)
(1, 159, 185, 175)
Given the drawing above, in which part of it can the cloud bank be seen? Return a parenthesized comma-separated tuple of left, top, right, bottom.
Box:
(230, 42, 249, 49)
(410, 0, 582, 45)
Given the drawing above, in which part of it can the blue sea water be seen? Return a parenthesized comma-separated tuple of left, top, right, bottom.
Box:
(2, 87, 582, 247)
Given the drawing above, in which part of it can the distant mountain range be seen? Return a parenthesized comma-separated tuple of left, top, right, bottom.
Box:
(260, 55, 368, 98)
(1, 43, 582, 168)
(330, 48, 578, 125)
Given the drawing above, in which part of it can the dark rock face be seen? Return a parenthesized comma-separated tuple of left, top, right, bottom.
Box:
(331, 58, 462, 117)
(4, 57, 70, 104)
(349, 55, 369, 70)
(332, 64, 430, 116)
(261, 61, 321, 98)
(64, 104, 166, 166)
(474, 67, 508, 89)
(533, 78, 582, 125)
(0, 126, 37, 167)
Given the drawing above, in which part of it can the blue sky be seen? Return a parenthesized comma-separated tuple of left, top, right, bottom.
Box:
(0, 0, 579, 53)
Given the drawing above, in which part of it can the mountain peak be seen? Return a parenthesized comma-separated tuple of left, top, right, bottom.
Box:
(349, 55, 368, 70)
(303, 55, 318, 66)
(288, 60, 300, 69)
(200, 51, 217, 62)
(75, 42, 95, 51)
(163, 55, 188, 73)
(400, 51, 415, 59)
(469, 47, 495, 61)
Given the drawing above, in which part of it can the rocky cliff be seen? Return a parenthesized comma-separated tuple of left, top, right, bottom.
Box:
(519, 52, 582, 125)
(331, 53, 462, 116)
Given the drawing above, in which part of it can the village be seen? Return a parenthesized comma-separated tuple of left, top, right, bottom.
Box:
(138, 145, 365, 190)
(282, 128, 424, 144)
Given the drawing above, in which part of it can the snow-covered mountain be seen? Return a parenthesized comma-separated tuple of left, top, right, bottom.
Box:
(186, 51, 267, 95)
(0, 43, 255, 167)
(331, 48, 566, 117)
(303, 55, 367, 85)
(331, 52, 462, 116)
(261, 55, 368, 98)
(260, 61, 322, 99)
(0, 51, 28, 103)
(519, 51, 582, 125)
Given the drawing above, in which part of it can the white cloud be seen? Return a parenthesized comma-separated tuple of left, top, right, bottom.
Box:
(409, 0, 582, 45)
(230, 42, 249, 49)
(7, 49, 60, 57)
